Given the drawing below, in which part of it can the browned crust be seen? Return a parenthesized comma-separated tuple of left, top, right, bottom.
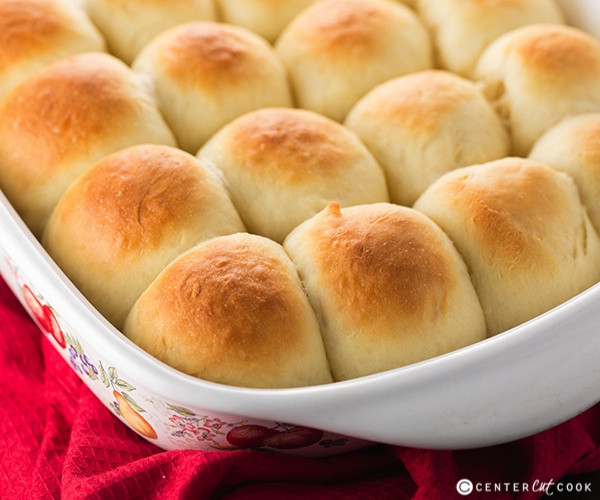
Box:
(309, 203, 456, 333)
(358, 70, 479, 134)
(0, 53, 139, 184)
(305, 0, 385, 54)
(225, 108, 353, 182)
(514, 25, 600, 78)
(442, 159, 569, 268)
(138, 236, 310, 379)
(576, 121, 600, 167)
(0, 0, 71, 73)
(159, 22, 269, 89)
(50, 145, 216, 262)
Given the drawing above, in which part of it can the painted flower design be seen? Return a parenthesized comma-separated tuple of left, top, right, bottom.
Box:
(204, 418, 225, 430)
(167, 409, 240, 446)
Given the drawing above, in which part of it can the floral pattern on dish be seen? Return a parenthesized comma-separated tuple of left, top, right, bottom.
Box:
(166, 404, 349, 451)
(0, 250, 358, 455)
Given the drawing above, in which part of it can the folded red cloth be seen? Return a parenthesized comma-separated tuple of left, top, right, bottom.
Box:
(0, 276, 598, 499)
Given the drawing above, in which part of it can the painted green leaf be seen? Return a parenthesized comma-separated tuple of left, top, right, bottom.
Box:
(122, 392, 145, 413)
(108, 366, 118, 383)
(64, 332, 74, 347)
(167, 404, 196, 417)
(85, 366, 98, 381)
(74, 338, 84, 355)
(115, 379, 135, 392)
(99, 362, 109, 388)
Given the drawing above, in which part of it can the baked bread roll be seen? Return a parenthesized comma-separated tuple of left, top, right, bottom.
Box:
(0, 52, 176, 237)
(0, 0, 105, 101)
(123, 233, 334, 388)
(216, 0, 414, 43)
(275, 0, 432, 122)
(345, 70, 509, 206)
(132, 22, 293, 154)
(414, 157, 600, 336)
(217, 0, 414, 46)
(473, 24, 600, 156)
(42, 144, 245, 328)
(283, 202, 486, 381)
(216, 0, 316, 43)
(416, 0, 564, 76)
(198, 107, 389, 243)
(529, 113, 600, 234)
(84, 0, 217, 64)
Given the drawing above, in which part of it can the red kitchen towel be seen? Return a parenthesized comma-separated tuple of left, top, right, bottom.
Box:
(0, 275, 598, 500)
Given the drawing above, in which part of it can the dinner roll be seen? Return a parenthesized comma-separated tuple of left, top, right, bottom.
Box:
(283, 202, 486, 381)
(0, 0, 105, 101)
(414, 157, 600, 336)
(123, 233, 334, 388)
(529, 113, 600, 234)
(84, 0, 217, 64)
(198, 107, 389, 242)
(216, 0, 414, 44)
(43, 145, 245, 328)
(473, 24, 600, 156)
(0, 52, 176, 237)
(133, 22, 293, 154)
(217, 0, 415, 42)
(275, 0, 432, 122)
(345, 70, 509, 206)
(216, 0, 316, 43)
(416, 0, 564, 76)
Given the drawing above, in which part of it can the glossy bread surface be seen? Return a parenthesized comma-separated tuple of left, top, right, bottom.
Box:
(0, 0, 597, 455)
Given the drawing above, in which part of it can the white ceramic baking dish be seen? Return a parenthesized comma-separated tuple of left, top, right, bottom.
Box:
(0, 0, 599, 457)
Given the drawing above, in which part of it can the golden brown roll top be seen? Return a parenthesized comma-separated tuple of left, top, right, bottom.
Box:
(198, 107, 389, 243)
(0, 52, 177, 237)
(416, 0, 564, 76)
(345, 70, 509, 206)
(275, 0, 432, 122)
(84, 0, 217, 64)
(216, 0, 316, 43)
(0, 0, 105, 100)
(132, 21, 293, 154)
(216, 0, 412, 43)
(414, 157, 600, 336)
(283, 202, 486, 381)
(529, 113, 600, 235)
(473, 24, 600, 156)
(42, 144, 245, 328)
(123, 233, 334, 388)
